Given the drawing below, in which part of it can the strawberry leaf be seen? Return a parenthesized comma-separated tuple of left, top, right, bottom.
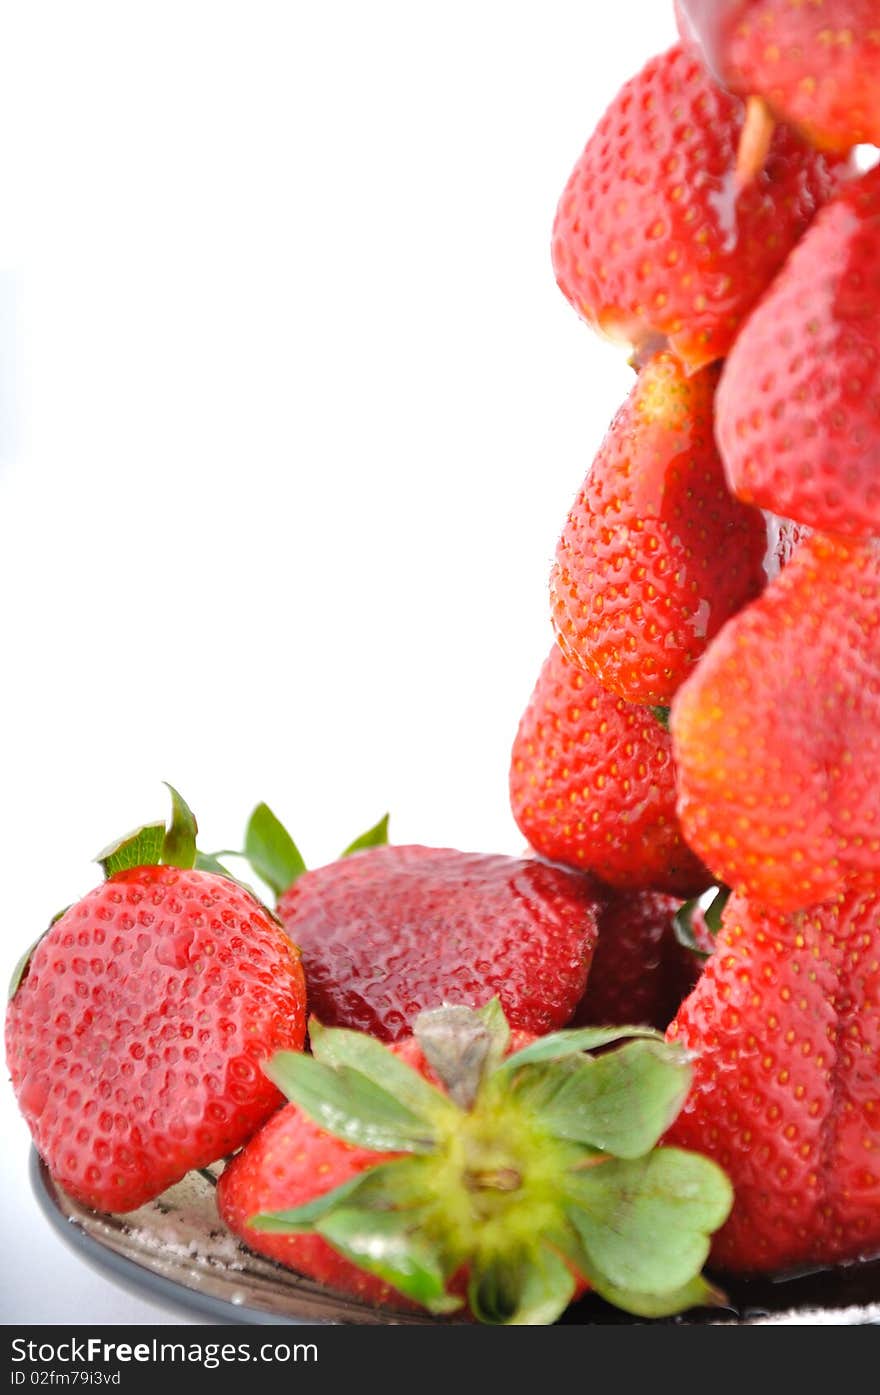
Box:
(340, 814, 390, 858)
(581, 1265, 727, 1320)
(263, 1050, 439, 1153)
(566, 1147, 733, 1300)
(649, 705, 670, 730)
(493, 1024, 662, 1078)
(309, 1020, 456, 1125)
(244, 803, 306, 898)
(161, 783, 198, 869)
(523, 1039, 691, 1158)
(251, 1162, 407, 1232)
(474, 997, 510, 1070)
(467, 1245, 576, 1326)
(704, 885, 731, 935)
(96, 821, 166, 877)
(315, 1208, 460, 1315)
(8, 904, 69, 1000)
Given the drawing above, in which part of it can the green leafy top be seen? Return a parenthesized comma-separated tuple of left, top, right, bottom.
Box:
(237, 804, 391, 901)
(96, 784, 202, 878)
(253, 1002, 733, 1326)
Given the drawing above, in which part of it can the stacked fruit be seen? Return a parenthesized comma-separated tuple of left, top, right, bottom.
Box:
(7, 5, 880, 1325)
(512, 6, 880, 1281)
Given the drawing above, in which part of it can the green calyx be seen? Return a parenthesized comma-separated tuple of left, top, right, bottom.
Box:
(237, 803, 390, 902)
(95, 783, 210, 878)
(673, 885, 730, 958)
(253, 1002, 733, 1325)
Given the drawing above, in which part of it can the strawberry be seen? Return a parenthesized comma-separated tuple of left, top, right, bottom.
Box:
(715, 164, 880, 538)
(509, 642, 710, 897)
(572, 891, 714, 1033)
(260, 821, 600, 1041)
(671, 532, 880, 913)
(551, 44, 844, 372)
(550, 351, 776, 705)
(217, 1002, 732, 1322)
(5, 789, 307, 1212)
(666, 888, 880, 1275)
(677, 1, 880, 158)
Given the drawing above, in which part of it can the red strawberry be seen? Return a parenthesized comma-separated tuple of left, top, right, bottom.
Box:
(218, 1003, 732, 1322)
(677, 1, 880, 156)
(671, 532, 880, 913)
(552, 44, 844, 371)
(550, 351, 775, 705)
(716, 164, 880, 538)
(666, 888, 880, 1275)
(509, 643, 710, 897)
(573, 891, 714, 1032)
(272, 839, 600, 1041)
(5, 790, 307, 1212)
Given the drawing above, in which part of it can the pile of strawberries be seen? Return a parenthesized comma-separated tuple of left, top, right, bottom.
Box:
(7, 2, 880, 1325)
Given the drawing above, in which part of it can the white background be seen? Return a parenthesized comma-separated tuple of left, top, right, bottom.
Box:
(0, 1, 677, 1322)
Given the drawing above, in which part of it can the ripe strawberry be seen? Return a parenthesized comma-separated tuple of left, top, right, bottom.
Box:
(671, 532, 880, 913)
(716, 164, 880, 538)
(573, 891, 713, 1032)
(509, 643, 710, 897)
(666, 888, 880, 1274)
(5, 790, 307, 1212)
(677, 1, 880, 157)
(552, 44, 844, 371)
(271, 837, 600, 1041)
(550, 351, 774, 705)
(218, 1003, 732, 1322)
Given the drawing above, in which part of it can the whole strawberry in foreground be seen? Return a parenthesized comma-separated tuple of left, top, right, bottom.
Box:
(666, 889, 880, 1275)
(251, 806, 600, 1040)
(677, 0, 880, 158)
(671, 533, 880, 912)
(218, 1002, 732, 1323)
(550, 351, 773, 705)
(716, 164, 880, 538)
(510, 643, 710, 897)
(6, 789, 307, 1212)
(552, 44, 844, 371)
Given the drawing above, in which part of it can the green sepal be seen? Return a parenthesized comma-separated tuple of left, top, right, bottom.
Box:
(194, 850, 234, 877)
(8, 905, 70, 1000)
(467, 1245, 576, 1326)
(340, 814, 390, 858)
(244, 803, 307, 898)
(96, 821, 166, 877)
(565, 1147, 733, 1303)
(161, 783, 198, 869)
(704, 885, 731, 935)
(315, 1208, 460, 1315)
(474, 997, 511, 1072)
(263, 1050, 439, 1153)
(309, 1019, 456, 1126)
(520, 1039, 691, 1159)
(251, 1161, 406, 1232)
(649, 706, 670, 730)
(493, 1024, 663, 1079)
(674, 887, 728, 957)
(584, 1268, 728, 1320)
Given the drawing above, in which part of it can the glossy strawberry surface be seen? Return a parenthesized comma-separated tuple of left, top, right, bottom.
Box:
(677, 0, 880, 152)
(510, 643, 710, 897)
(276, 845, 599, 1041)
(6, 866, 307, 1212)
(672, 533, 880, 912)
(717, 164, 880, 537)
(667, 889, 880, 1274)
(572, 891, 710, 1032)
(550, 352, 772, 705)
(552, 44, 844, 370)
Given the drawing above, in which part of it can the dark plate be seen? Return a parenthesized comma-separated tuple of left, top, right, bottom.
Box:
(30, 1149, 880, 1326)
